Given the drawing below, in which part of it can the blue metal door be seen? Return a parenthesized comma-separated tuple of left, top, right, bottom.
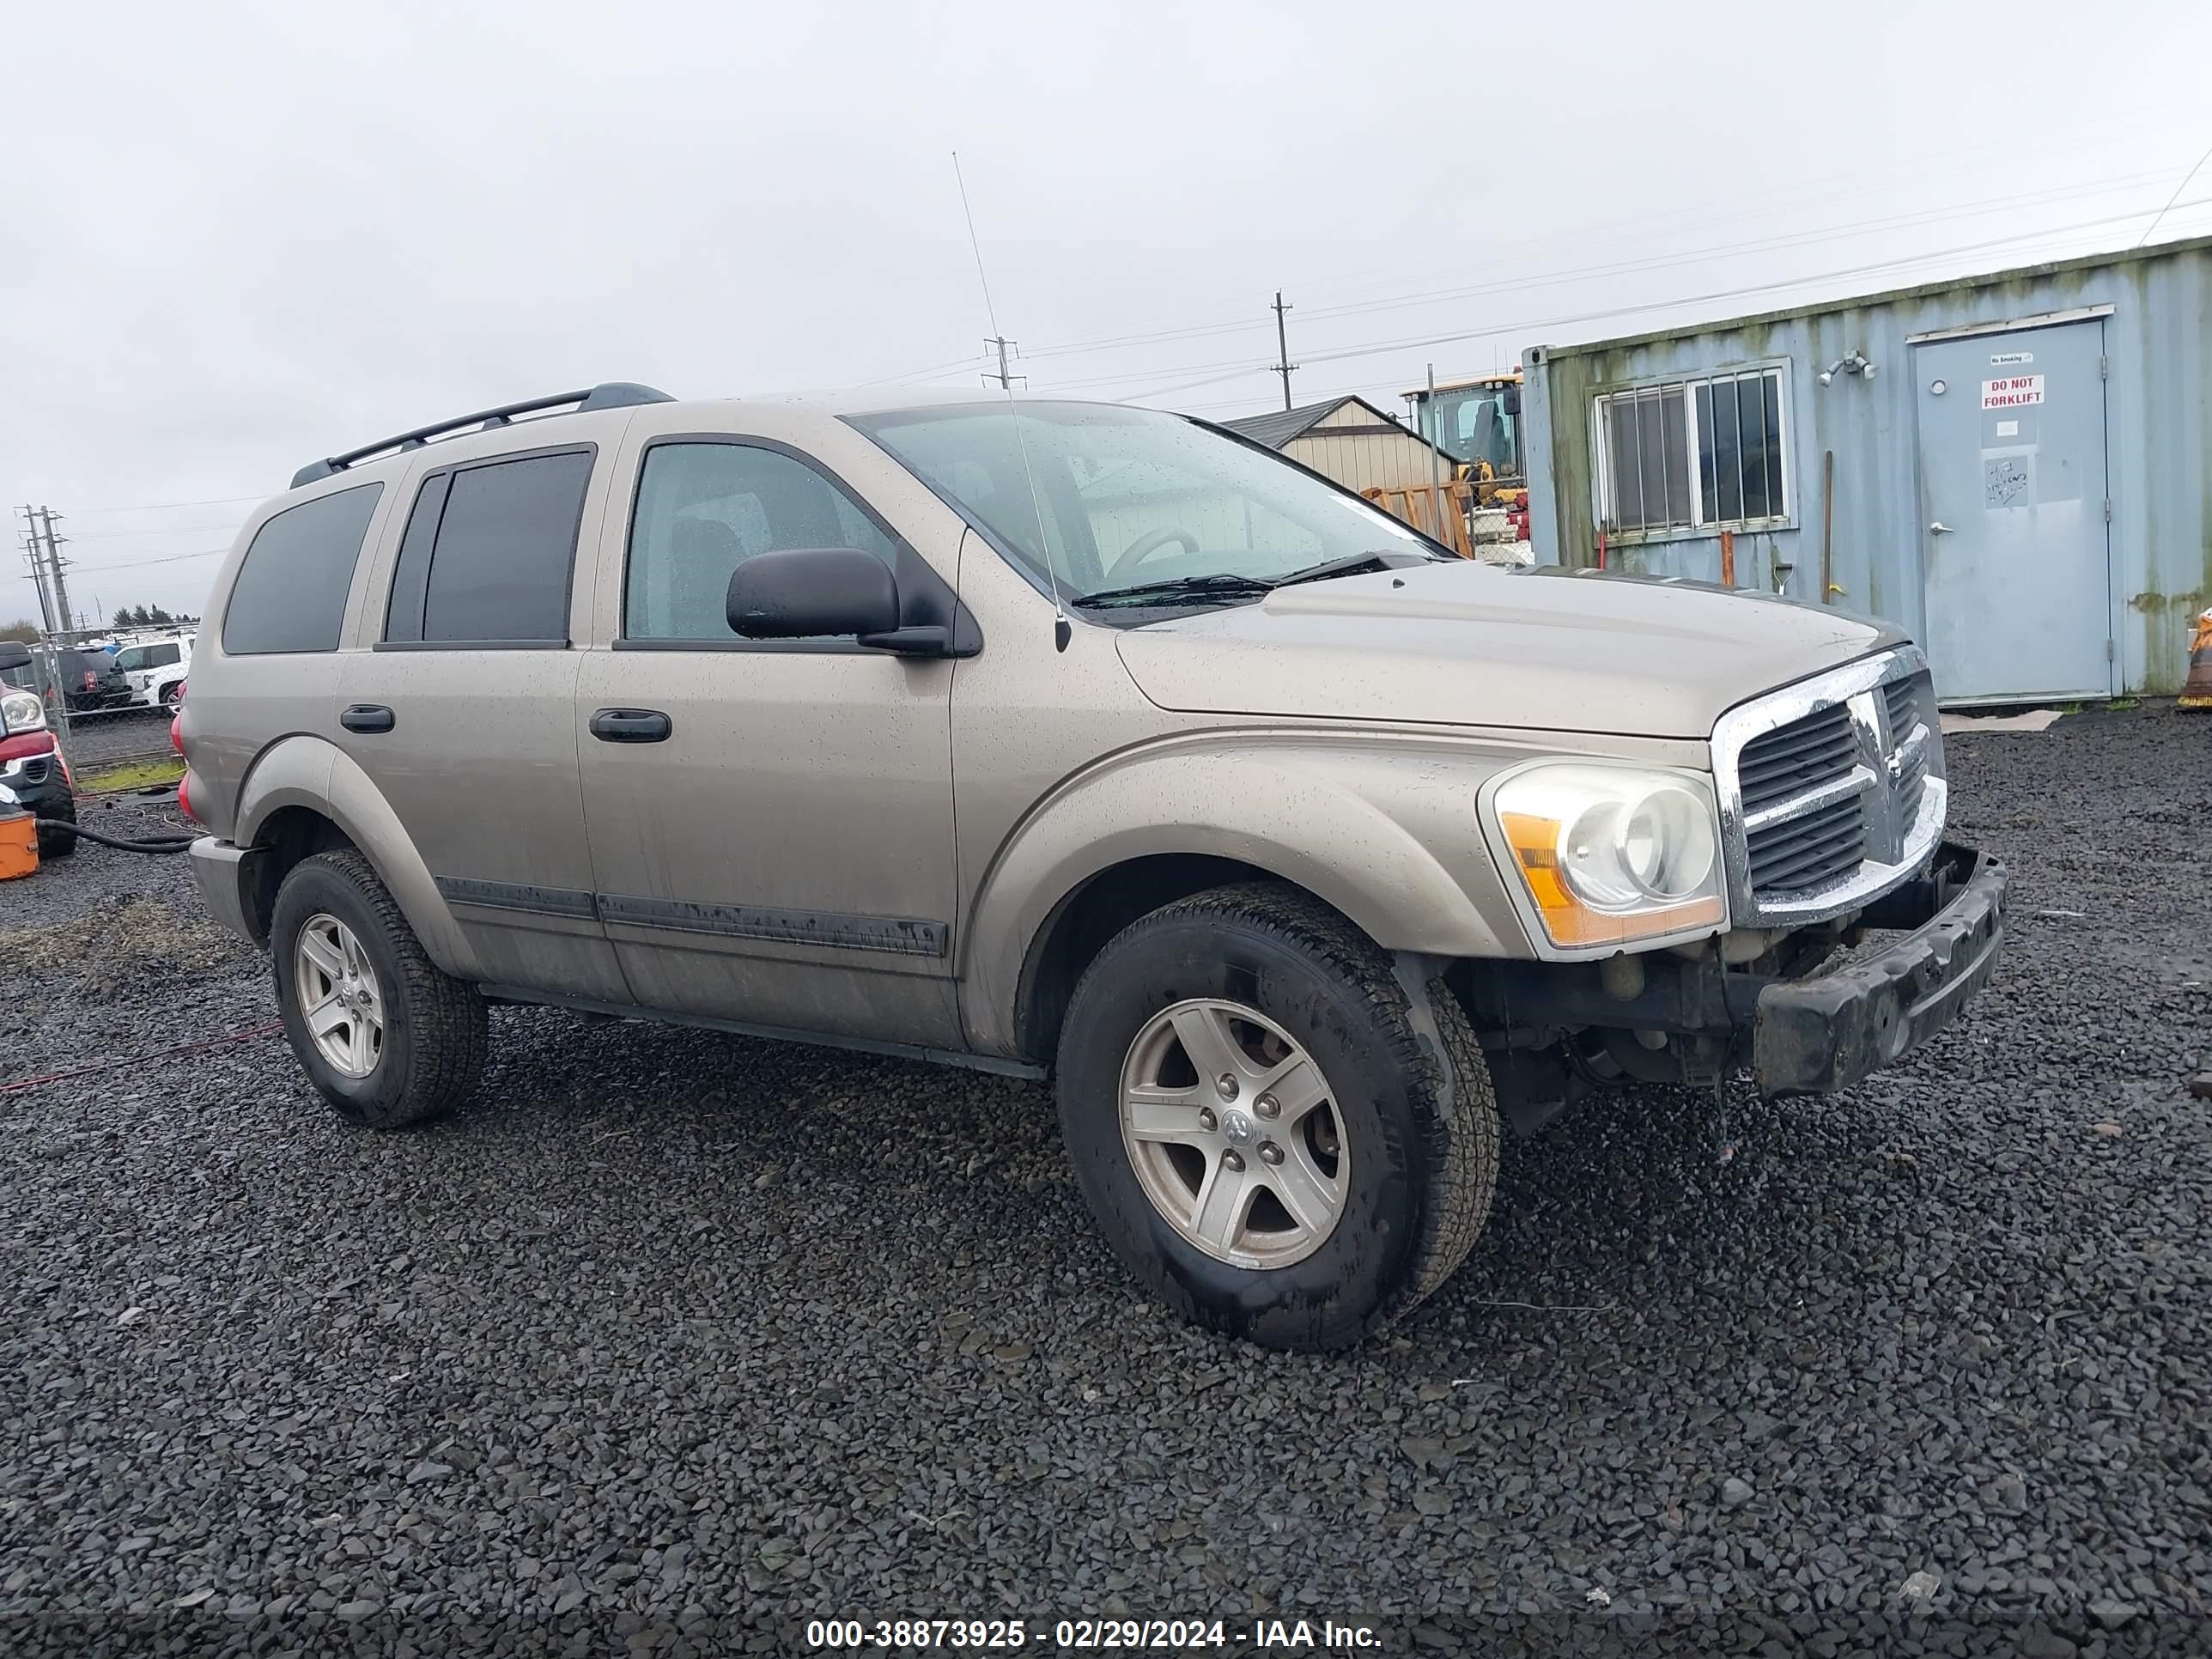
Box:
(1913, 319, 2112, 702)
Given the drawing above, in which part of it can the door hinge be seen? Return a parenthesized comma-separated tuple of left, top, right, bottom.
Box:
(2107, 638, 2116, 662)
(2100, 356, 2109, 380)
(2104, 497, 2113, 522)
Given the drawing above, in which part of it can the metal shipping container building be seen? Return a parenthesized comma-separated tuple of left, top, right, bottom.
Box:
(1520, 234, 2212, 703)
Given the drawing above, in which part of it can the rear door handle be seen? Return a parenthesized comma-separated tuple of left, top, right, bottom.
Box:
(340, 704, 395, 734)
(589, 708, 672, 743)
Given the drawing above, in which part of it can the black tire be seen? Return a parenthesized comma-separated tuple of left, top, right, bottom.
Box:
(1055, 882, 1500, 1352)
(158, 683, 182, 706)
(35, 793, 76, 859)
(270, 848, 488, 1129)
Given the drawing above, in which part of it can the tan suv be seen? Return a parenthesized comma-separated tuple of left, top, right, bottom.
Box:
(180, 382, 2005, 1351)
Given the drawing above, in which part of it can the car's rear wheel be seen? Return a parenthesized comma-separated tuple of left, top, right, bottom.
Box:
(158, 682, 182, 706)
(270, 849, 487, 1129)
(1056, 882, 1500, 1351)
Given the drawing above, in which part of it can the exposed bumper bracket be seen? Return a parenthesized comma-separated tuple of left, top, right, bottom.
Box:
(1751, 842, 2006, 1095)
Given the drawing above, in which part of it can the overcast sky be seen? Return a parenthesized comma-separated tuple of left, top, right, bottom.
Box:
(5, 0, 2209, 625)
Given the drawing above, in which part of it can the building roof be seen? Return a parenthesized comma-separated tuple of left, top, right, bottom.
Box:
(1218, 395, 1411, 449)
(1532, 230, 2212, 363)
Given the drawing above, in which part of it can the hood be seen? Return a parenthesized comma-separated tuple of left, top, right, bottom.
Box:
(1113, 561, 1901, 740)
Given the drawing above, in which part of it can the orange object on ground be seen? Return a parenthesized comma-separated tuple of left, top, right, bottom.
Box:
(2182, 608, 2212, 710)
(0, 808, 37, 880)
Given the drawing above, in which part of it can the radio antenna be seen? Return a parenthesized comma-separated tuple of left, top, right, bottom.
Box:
(952, 150, 1071, 651)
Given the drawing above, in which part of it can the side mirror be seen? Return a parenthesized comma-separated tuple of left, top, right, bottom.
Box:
(726, 548, 901, 641)
(1501, 385, 1522, 416)
(0, 642, 29, 672)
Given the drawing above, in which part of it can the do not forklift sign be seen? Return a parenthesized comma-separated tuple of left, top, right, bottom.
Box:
(1982, 374, 2045, 410)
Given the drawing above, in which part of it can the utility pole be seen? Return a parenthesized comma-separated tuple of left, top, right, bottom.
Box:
(37, 507, 74, 639)
(19, 506, 74, 639)
(1271, 290, 1298, 410)
(982, 336, 1024, 391)
(17, 507, 62, 635)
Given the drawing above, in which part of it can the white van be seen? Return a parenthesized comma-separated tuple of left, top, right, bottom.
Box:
(112, 635, 192, 706)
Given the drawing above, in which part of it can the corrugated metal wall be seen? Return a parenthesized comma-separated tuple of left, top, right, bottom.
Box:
(1288, 405, 1450, 494)
(1522, 236, 2212, 698)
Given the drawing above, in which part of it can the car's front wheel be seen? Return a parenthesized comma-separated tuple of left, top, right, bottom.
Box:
(270, 849, 487, 1128)
(1056, 883, 1500, 1351)
(33, 792, 76, 859)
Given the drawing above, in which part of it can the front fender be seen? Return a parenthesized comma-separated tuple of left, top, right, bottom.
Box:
(958, 731, 1535, 1057)
(234, 737, 483, 980)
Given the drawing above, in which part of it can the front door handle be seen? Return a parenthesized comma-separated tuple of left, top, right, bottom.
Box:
(1929, 521, 1955, 535)
(340, 704, 395, 734)
(589, 708, 672, 743)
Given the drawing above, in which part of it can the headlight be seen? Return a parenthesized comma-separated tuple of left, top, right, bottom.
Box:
(1487, 763, 1726, 950)
(0, 688, 46, 735)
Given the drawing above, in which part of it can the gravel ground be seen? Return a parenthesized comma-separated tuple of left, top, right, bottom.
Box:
(2, 711, 2208, 1657)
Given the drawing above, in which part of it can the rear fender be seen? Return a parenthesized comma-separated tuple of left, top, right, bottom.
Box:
(234, 736, 482, 979)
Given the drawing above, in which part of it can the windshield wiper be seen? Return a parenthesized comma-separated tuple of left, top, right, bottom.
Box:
(1070, 573, 1277, 609)
(1268, 550, 1434, 589)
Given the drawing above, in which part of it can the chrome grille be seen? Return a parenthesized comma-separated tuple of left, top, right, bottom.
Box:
(1747, 793, 1865, 890)
(1737, 703, 1855, 814)
(1883, 676, 1929, 822)
(1881, 676, 1920, 736)
(1711, 648, 1948, 927)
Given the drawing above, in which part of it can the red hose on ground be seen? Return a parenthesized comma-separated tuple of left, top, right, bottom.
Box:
(0, 1021, 285, 1097)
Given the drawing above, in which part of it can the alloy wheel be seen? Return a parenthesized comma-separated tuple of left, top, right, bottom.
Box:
(295, 913, 386, 1079)
(1118, 998, 1350, 1269)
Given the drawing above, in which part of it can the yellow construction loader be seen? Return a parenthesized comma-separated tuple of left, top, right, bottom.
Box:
(1404, 371, 1526, 509)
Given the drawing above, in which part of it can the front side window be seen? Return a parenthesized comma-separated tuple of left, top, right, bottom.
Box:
(849, 402, 1436, 605)
(384, 449, 592, 644)
(1594, 367, 1788, 537)
(624, 442, 896, 641)
(222, 482, 385, 655)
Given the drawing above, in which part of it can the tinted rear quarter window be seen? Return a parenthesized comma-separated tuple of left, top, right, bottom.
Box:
(384, 449, 592, 645)
(222, 483, 385, 655)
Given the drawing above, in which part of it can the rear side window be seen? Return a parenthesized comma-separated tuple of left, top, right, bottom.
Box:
(221, 483, 385, 655)
(624, 441, 896, 641)
(384, 448, 593, 645)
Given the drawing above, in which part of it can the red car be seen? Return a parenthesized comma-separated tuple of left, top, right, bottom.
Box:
(0, 642, 79, 857)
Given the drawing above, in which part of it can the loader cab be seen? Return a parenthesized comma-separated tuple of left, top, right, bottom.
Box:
(1408, 373, 1523, 479)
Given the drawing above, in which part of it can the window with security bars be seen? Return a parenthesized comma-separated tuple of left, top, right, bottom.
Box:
(1594, 367, 1789, 535)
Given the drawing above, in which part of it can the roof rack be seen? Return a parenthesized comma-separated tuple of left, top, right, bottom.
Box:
(289, 382, 675, 489)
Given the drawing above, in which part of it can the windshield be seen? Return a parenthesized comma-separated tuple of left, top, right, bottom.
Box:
(1420, 387, 1517, 471)
(849, 401, 1439, 604)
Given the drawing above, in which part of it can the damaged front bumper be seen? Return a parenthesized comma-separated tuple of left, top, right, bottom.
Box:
(1750, 841, 2007, 1094)
(1459, 841, 2008, 1099)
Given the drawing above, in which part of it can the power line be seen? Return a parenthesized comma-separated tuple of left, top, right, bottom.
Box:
(1013, 164, 2186, 372)
(2137, 136, 2212, 246)
(64, 493, 264, 515)
(57, 520, 246, 541)
(1046, 198, 2212, 416)
(53, 546, 231, 575)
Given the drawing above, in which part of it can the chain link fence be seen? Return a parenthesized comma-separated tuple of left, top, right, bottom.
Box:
(3, 625, 189, 771)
